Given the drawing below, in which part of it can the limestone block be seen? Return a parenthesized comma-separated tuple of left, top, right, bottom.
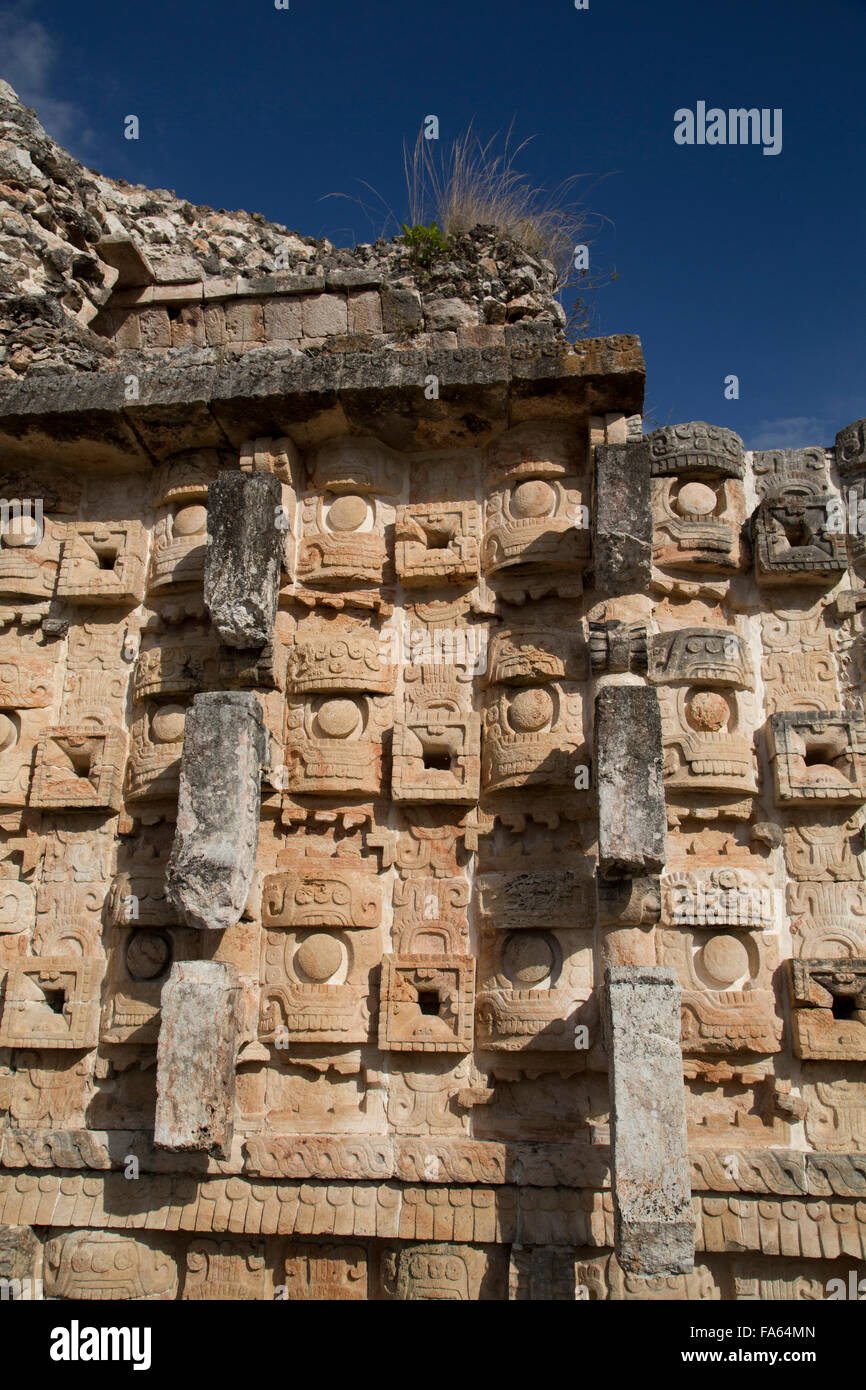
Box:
(284, 693, 387, 797)
(154, 960, 240, 1155)
(0, 1225, 39, 1288)
(348, 290, 382, 335)
(224, 300, 264, 344)
(596, 686, 666, 877)
(393, 695, 481, 804)
(381, 285, 423, 332)
(296, 491, 388, 586)
(301, 293, 347, 338)
(259, 926, 376, 1044)
(166, 692, 266, 931)
(205, 470, 283, 648)
(589, 620, 647, 675)
(262, 859, 382, 929)
(646, 421, 745, 479)
(605, 966, 694, 1275)
(594, 442, 652, 593)
(263, 296, 302, 341)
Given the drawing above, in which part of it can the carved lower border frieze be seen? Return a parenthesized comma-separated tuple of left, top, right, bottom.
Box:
(0, 1174, 863, 1265)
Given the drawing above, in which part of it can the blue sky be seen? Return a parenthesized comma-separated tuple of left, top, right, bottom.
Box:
(2, 0, 864, 448)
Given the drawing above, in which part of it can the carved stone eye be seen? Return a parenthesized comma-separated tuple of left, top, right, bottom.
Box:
(151, 705, 186, 743)
(327, 494, 367, 532)
(126, 931, 171, 981)
(511, 479, 555, 518)
(503, 932, 555, 986)
(701, 934, 749, 988)
(509, 686, 554, 733)
(685, 689, 730, 732)
(315, 697, 361, 739)
(0, 713, 17, 753)
(675, 481, 717, 516)
(173, 504, 207, 536)
(295, 933, 342, 983)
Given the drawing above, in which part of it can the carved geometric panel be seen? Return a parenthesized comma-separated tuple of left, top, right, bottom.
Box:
(57, 520, 148, 604)
(282, 1244, 367, 1300)
(769, 711, 866, 806)
(788, 958, 866, 1060)
(0, 956, 106, 1048)
(378, 954, 475, 1053)
(30, 725, 127, 811)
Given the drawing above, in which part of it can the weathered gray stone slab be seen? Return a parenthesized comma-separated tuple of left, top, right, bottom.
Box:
(154, 961, 240, 1157)
(204, 470, 283, 648)
(596, 685, 666, 877)
(605, 966, 694, 1275)
(166, 691, 266, 931)
(594, 442, 652, 593)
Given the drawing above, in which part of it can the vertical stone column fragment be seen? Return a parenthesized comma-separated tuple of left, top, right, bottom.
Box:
(205, 470, 283, 648)
(166, 691, 267, 931)
(594, 442, 652, 593)
(155, 961, 240, 1156)
(596, 685, 666, 877)
(605, 966, 694, 1275)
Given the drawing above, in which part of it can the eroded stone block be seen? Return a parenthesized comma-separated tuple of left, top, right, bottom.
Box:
(605, 966, 694, 1275)
(166, 692, 266, 931)
(154, 960, 240, 1155)
(594, 442, 652, 592)
(596, 686, 666, 877)
(205, 470, 283, 648)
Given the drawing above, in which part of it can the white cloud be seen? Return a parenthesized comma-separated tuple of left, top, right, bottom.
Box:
(0, 1, 86, 146)
(747, 416, 830, 450)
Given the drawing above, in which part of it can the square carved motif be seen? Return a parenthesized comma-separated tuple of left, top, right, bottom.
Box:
(378, 954, 475, 1053)
(30, 726, 128, 811)
(788, 958, 866, 1060)
(752, 489, 846, 584)
(0, 956, 105, 1049)
(395, 502, 480, 587)
(768, 712, 866, 807)
(58, 521, 148, 604)
(392, 706, 481, 804)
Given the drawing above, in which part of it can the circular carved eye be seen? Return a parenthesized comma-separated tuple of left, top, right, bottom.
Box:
(511, 479, 555, 519)
(0, 713, 17, 753)
(509, 687, 554, 733)
(315, 698, 361, 739)
(173, 504, 207, 536)
(503, 933, 555, 986)
(685, 689, 730, 732)
(701, 934, 749, 988)
(1, 515, 41, 548)
(675, 481, 717, 516)
(126, 932, 172, 981)
(327, 495, 368, 532)
(295, 934, 343, 983)
(151, 704, 186, 743)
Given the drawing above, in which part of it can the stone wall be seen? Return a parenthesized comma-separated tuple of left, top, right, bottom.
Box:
(1, 90, 866, 1302)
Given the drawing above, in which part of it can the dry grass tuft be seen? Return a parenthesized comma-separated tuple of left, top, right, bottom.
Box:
(403, 121, 604, 290)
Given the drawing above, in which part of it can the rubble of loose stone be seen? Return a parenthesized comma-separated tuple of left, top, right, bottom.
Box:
(0, 81, 566, 379)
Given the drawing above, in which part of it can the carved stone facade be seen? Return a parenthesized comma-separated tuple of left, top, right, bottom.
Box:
(0, 97, 865, 1299)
